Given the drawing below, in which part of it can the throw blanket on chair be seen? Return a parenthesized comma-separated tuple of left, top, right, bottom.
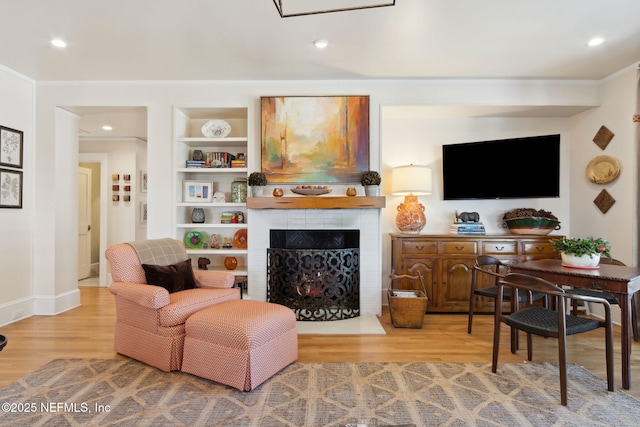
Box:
(127, 238, 187, 266)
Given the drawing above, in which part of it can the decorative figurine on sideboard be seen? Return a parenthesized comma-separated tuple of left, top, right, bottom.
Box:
(451, 211, 485, 235)
(456, 211, 480, 223)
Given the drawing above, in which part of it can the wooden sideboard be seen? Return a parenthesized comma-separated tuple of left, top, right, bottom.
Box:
(390, 233, 563, 313)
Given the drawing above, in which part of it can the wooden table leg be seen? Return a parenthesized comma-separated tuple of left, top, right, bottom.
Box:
(620, 293, 632, 389)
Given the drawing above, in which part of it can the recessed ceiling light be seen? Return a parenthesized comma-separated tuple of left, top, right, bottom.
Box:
(51, 38, 67, 48)
(314, 39, 329, 49)
(102, 125, 113, 131)
(587, 37, 605, 47)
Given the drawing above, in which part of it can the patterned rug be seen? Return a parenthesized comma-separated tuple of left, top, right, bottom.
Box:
(1, 359, 639, 426)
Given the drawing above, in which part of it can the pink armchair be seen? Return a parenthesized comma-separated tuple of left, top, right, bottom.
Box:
(105, 239, 240, 372)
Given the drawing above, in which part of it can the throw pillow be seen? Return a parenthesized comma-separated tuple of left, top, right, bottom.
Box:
(142, 259, 197, 293)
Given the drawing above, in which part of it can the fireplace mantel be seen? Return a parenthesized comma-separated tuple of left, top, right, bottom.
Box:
(247, 196, 385, 210)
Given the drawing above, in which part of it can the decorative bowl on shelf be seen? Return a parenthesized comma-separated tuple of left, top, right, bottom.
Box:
(184, 231, 206, 248)
(291, 188, 332, 196)
(502, 217, 561, 235)
(201, 120, 231, 138)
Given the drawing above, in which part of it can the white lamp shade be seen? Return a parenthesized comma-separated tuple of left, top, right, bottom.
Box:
(391, 165, 432, 196)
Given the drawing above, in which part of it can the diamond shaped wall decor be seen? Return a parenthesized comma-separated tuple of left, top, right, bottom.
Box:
(592, 125, 614, 150)
(593, 189, 615, 214)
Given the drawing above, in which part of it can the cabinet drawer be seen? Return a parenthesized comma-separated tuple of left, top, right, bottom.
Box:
(483, 241, 517, 255)
(441, 241, 478, 255)
(522, 241, 556, 257)
(401, 240, 438, 255)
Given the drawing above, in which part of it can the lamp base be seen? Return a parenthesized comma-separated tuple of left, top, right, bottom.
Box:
(395, 195, 426, 234)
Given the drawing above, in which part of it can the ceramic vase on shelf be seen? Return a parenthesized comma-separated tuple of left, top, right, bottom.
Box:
(191, 208, 205, 223)
(224, 256, 238, 270)
(231, 179, 247, 203)
(560, 252, 600, 268)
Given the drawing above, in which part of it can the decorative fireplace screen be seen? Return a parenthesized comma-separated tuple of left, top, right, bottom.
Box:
(267, 230, 360, 321)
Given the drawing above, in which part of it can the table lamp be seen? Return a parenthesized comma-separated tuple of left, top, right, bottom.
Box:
(391, 164, 432, 234)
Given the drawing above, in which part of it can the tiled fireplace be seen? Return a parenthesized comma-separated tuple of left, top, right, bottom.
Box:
(247, 208, 382, 316)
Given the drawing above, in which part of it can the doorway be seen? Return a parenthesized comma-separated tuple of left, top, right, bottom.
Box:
(72, 106, 148, 287)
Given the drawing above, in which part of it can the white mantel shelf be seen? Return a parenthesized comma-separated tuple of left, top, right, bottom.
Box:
(246, 196, 386, 209)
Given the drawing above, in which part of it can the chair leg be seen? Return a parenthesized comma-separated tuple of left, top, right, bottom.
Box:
(527, 333, 533, 361)
(605, 316, 615, 392)
(492, 314, 501, 373)
(468, 294, 476, 334)
(558, 335, 568, 406)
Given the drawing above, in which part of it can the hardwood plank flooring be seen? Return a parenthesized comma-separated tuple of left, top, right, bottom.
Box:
(1, 286, 638, 399)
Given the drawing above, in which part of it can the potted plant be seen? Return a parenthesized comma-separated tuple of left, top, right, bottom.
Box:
(361, 171, 381, 196)
(502, 208, 560, 235)
(248, 172, 267, 197)
(551, 236, 611, 268)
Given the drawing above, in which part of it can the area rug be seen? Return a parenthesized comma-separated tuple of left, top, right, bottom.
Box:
(1, 359, 639, 426)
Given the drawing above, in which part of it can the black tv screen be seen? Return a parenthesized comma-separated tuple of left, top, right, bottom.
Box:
(442, 134, 560, 200)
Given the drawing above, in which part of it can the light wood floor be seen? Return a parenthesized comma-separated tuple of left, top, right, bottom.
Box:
(1, 286, 639, 399)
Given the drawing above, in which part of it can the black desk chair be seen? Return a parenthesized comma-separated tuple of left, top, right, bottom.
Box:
(492, 273, 614, 406)
(468, 255, 545, 334)
(0, 334, 6, 351)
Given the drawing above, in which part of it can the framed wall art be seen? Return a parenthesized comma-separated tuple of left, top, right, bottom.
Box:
(0, 168, 23, 208)
(183, 180, 213, 203)
(140, 170, 148, 193)
(260, 95, 370, 183)
(0, 125, 23, 169)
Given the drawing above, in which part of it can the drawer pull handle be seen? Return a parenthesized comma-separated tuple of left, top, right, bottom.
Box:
(589, 281, 608, 291)
(535, 246, 545, 252)
(495, 246, 505, 251)
(415, 245, 424, 250)
(455, 246, 464, 251)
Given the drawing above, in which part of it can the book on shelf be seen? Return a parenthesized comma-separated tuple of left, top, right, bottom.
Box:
(186, 160, 206, 168)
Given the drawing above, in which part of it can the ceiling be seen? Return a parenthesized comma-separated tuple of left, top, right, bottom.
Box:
(4, 1, 639, 139)
(3, 0, 639, 82)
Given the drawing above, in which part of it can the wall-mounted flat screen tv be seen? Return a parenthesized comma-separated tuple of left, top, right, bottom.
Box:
(442, 134, 560, 200)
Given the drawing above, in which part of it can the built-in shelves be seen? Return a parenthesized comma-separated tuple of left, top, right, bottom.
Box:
(173, 106, 249, 275)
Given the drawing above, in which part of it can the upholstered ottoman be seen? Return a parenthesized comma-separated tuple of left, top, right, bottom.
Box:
(181, 300, 298, 391)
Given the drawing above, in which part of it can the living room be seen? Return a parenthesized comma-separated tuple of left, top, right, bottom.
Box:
(1, 1, 639, 424)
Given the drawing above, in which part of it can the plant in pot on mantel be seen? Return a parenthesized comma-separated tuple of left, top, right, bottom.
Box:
(551, 236, 611, 268)
(361, 171, 381, 196)
(248, 172, 267, 197)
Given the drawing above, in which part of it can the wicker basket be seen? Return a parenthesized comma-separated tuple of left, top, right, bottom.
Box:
(387, 270, 428, 328)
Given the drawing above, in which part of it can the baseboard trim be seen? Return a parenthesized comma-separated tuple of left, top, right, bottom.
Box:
(33, 288, 82, 316)
(0, 297, 33, 327)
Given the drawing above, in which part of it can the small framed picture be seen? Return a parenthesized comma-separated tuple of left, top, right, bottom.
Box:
(112, 174, 119, 181)
(183, 180, 213, 203)
(112, 185, 120, 191)
(112, 194, 120, 202)
(0, 168, 22, 208)
(0, 126, 23, 169)
(123, 174, 131, 181)
(123, 195, 131, 202)
(140, 170, 148, 193)
(140, 202, 148, 224)
(124, 185, 131, 192)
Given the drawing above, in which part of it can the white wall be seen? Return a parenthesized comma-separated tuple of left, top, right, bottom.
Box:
(380, 115, 573, 285)
(80, 138, 143, 247)
(0, 66, 34, 326)
(569, 65, 638, 323)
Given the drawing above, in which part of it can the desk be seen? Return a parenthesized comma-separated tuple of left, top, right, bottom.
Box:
(510, 259, 640, 389)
